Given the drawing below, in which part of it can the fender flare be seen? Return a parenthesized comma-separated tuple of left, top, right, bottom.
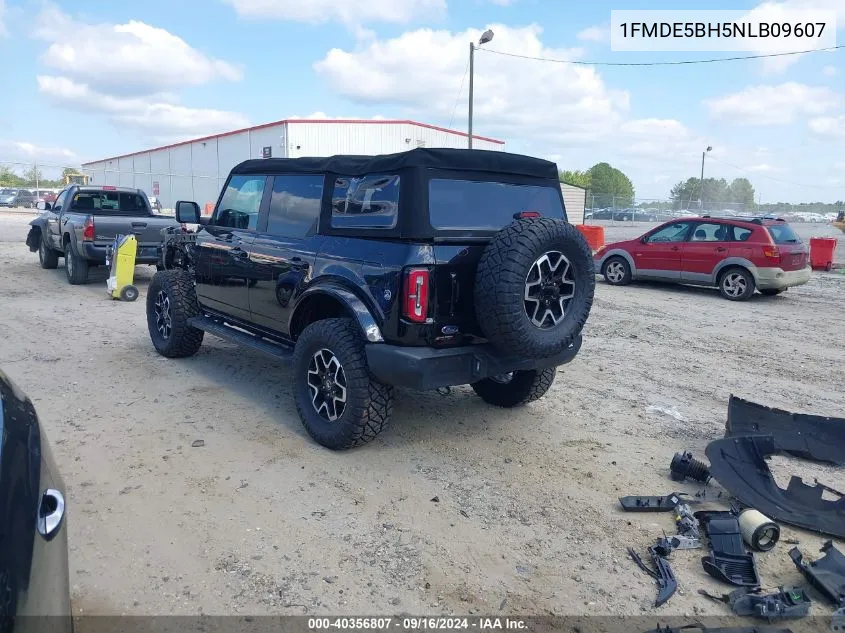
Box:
(289, 283, 384, 343)
(597, 248, 637, 276)
(712, 257, 759, 285)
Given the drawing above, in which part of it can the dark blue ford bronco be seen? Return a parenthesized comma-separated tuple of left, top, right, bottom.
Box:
(150, 148, 595, 449)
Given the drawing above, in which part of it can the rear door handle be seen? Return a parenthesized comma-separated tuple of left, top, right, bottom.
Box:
(716, 247, 727, 252)
(37, 489, 65, 541)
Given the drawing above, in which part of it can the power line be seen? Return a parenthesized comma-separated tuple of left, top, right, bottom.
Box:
(708, 155, 843, 190)
(479, 45, 844, 67)
(448, 56, 470, 131)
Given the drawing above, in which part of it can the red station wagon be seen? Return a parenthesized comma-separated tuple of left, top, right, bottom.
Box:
(593, 215, 811, 301)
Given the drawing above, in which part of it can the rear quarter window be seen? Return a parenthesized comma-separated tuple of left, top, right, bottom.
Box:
(331, 174, 399, 229)
(766, 223, 800, 244)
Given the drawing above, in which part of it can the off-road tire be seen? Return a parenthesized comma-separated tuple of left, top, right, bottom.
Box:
(38, 236, 59, 269)
(146, 270, 204, 358)
(602, 256, 632, 286)
(64, 244, 89, 285)
(475, 218, 595, 357)
(292, 318, 393, 450)
(718, 267, 755, 301)
(759, 288, 785, 296)
(471, 367, 556, 408)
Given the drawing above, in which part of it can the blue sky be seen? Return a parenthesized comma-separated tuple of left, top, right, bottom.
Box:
(0, 0, 843, 202)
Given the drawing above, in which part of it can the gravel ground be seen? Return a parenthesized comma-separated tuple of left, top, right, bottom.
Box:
(1, 211, 843, 629)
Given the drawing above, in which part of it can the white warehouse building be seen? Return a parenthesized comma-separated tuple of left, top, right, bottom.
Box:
(81, 119, 506, 213)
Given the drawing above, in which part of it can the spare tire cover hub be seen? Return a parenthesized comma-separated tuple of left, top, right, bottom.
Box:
(524, 251, 575, 329)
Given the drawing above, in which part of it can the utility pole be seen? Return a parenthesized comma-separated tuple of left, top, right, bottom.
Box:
(468, 29, 494, 149)
(699, 146, 712, 210)
(34, 162, 39, 194)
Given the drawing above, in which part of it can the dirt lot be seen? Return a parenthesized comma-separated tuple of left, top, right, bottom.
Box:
(1, 211, 844, 625)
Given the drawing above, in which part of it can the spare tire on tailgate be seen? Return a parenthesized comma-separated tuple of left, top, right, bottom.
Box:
(474, 218, 595, 357)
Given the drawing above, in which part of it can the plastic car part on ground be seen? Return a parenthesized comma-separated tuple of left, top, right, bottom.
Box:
(694, 510, 760, 587)
(644, 624, 795, 633)
(670, 451, 712, 483)
(628, 545, 677, 607)
(832, 607, 845, 632)
(789, 541, 845, 608)
(619, 492, 697, 512)
(698, 586, 812, 622)
(737, 508, 780, 552)
(706, 435, 845, 539)
(725, 395, 845, 466)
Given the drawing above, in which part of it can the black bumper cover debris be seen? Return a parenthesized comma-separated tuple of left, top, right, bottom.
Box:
(705, 435, 845, 540)
(695, 510, 760, 587)
(698, 586, 812, 621)
(789, 541, 845, 608)
(628, 546, 677, 607)
(619, 493, 691, 512)
(725, 395, 845, 466)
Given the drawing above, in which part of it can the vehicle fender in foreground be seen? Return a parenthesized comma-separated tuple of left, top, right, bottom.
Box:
(290, 283, 384, 343)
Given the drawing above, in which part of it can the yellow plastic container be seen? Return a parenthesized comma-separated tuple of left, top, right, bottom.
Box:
(106, 235, 139, 301)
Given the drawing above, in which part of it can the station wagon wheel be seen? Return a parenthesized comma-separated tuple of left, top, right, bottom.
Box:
(307, 349, 348, 422)
(154, 290, 172, 339)
(524, 251, 576, 329)
(719, 267, 755, 301)
(602, 256, 631, 286)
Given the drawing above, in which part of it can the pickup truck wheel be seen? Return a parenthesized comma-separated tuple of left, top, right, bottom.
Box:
(38, 237, 59, 269)
(471, 367, 556, 407)
(64, 245, 89, 285)
(146, 270, 204, 358)
(475, 218, 595, 357)
(292, 318, 393, 450)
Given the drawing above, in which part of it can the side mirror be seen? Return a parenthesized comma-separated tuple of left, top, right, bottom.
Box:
(37, 201, 52, 211)
(175, 200, 200, 224)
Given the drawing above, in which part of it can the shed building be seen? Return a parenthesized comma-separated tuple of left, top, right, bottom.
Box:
(560, 183, 586, 225)
(82, 119, 505, 211)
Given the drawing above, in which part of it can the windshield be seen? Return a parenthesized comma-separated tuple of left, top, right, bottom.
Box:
(1, 190, 17, 196)
(71, 191, 149, 215)
(428, 179, 564, 231)
(767, 224, 800, 244)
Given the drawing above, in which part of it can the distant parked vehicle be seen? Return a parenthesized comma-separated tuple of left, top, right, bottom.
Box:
(148, 196, 163, 212)
(594, 214, 811, 301)
(0, 188, 37, 208)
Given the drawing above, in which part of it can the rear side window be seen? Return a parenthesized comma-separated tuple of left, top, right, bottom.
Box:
(731, 226, 753, 242)
(331, 174, 399, 229)
(267, 175, 323, 238)
(70, 191, 148, 215)
(767, 223, 800, 244)
(428, 179, 564, 231)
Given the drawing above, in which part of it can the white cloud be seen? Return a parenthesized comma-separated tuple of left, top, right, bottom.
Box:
(577, 24, 609, 43)
(488, 0, 516, 5)
(745, 163, 786, 172)
(0, 139, 76, 162)
(287, 111, 388, 120)
(743, 0, 845, 73)
(34, 4, 242, 94)
(809, 115, 845, 138)
(0, 0, 7, 38)
(223, 0, 445, 25)
(823, 65, 838, 76)
(314, 24, 628, 146)
(37, 76, 249, 139)
(705, 82, 841, 125)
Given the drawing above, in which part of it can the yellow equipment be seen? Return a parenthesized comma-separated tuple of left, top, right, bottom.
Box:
(106, 234, 139, 301)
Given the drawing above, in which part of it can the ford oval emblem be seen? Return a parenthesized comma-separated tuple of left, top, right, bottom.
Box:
(441, 325, 459, 335)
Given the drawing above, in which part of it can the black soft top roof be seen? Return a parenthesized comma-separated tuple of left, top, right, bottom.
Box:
(231, 147, 558, 180)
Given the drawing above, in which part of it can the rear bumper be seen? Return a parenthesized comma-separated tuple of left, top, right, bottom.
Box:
(81, 243, 159, 264)
(755, 265, 811, 290)
(366, 334, 582, 391)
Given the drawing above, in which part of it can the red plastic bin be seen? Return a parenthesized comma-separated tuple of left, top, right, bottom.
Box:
(576, 224, 605, 252)
(809, 237, 837, 271)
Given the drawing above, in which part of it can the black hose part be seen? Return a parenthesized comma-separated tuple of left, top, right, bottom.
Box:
(670, 451, 711, 483)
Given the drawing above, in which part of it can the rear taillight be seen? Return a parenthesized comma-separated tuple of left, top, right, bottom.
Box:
(762, 245, 780, 263)
(82, 216, 94, 241)
(514, 211, 542, 220)
(403, 268, 430, 323)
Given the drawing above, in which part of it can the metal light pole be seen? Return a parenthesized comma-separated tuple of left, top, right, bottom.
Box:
(699, 146, 712, 210)
(468, 29, 494, 149)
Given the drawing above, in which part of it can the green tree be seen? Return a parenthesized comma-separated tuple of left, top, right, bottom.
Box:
(728, 178, 755, 208)
(0, 166, 25, 187)
(586, 162, 635, 207)
(559, 169, 591, 189)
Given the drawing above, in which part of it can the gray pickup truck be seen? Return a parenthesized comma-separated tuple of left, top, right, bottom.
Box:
(26, 185, 180, 284)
